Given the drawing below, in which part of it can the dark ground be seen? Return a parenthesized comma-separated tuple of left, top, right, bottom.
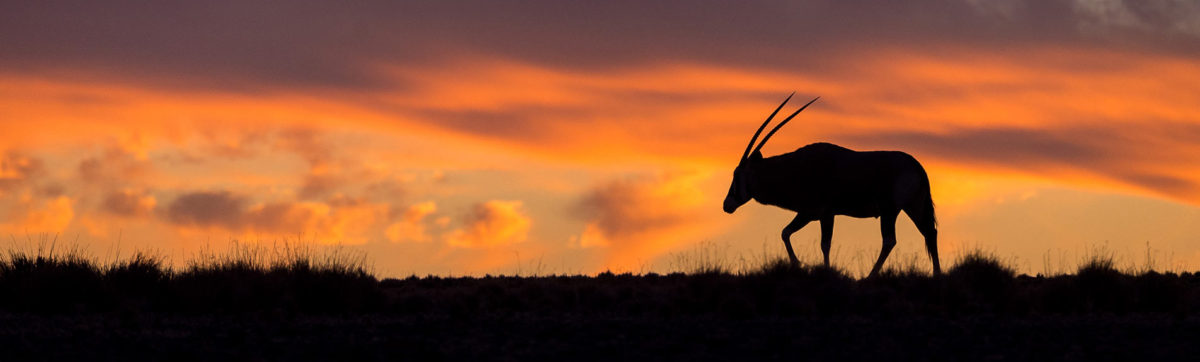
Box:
(3, 254, 1199, 361)
(3, 313, 1198, 361)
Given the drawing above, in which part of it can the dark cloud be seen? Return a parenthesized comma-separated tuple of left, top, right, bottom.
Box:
(76, 158, 104, 184)
(242, 202, 318, 232)
(573, 173, 705, 241)
(272, 128, 369, 201)
(162, 189, 386, 234)
(37, 183, 65, 197)
(405, 89, 780, 147)
(1117, 172, 1195, 196)
(164, 190, 247, 228)
(576, 179, 682, 239)
(3, 1, 1197, 91)
(365, 179, 406, 202)
(410, 106, 583, 144)
(170, 127, 361, 201)
(75, 147, 152, 186)
(844, 127, 1104, 167)
(298, 173, 340, 200)
(101, 189, 155, 217)
(197, 128, 272, 160)
(0, 152, 43, 192)
(163, 190, 319, 230)
(839, 123, 1200, 197)
(569, 172, 719, 265)
(169, 128, 390, 203)
(274, 128, 333, 167)
(0, 2, 399, 90)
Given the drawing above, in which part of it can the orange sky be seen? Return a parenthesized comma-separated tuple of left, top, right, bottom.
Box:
(2, 1, 1199, 276)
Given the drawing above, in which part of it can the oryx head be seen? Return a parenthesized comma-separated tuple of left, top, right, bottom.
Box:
(723, 93, 819, 213)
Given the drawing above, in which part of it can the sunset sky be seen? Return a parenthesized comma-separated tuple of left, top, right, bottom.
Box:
(2, 1, 1199, 276)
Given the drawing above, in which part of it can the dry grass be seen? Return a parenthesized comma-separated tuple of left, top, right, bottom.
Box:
(0, 238, 377, 313)
(0, 235, 1198, 316)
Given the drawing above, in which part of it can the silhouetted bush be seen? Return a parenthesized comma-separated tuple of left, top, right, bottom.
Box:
(0, 250, 109, 312)
(1068, 255, 1132, 312)
(944, 250, 1017, 312)
(171, 247, 380, 313)
(0, 243, 377, 314)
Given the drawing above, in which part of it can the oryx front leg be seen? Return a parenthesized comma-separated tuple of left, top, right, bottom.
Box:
(819, 215, 834, 268)
(868, 211, 899, 278)
(781, 214, 811, 266)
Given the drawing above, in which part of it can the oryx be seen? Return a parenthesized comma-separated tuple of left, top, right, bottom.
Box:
(723, 93, 940, 277)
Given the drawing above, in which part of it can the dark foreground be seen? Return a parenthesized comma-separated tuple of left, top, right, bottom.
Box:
(3, 252, 1200, 361)
(3, 313, 1198, 361)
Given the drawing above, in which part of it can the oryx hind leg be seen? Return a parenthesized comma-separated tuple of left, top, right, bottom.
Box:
(819, 215, 834, 268)
(868, 210, 899, 278)
(781, 214, 811, 266)
(904, 201, 940, 276)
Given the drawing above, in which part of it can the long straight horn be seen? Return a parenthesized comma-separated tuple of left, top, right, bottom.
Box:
(741, 92, 794, 160)
(752, 96, 819, 155)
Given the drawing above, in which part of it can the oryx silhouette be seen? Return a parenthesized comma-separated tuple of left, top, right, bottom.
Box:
(723, 93, 940, 277)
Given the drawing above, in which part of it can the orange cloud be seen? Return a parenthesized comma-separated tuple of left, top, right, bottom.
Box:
(1, 196, 74, 234)
(5, 46, 1198, 207)
(445, 200, 532, 248)
(0, 152, 43, 194)
(161, 190, 387, 244)
(385, 201, 438, 243)
(572, 171, 730, 270)
(100, 189, 156, 217)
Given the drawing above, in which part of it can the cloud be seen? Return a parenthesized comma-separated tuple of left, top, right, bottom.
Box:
(839, 123, 1200, 202)
(575, 175, 695, 239)
(164, 190, 247, 228)
(173, 127, 394, 203)
(0, 196, 74, 234)
(572, 171, 724, 268)
(385, 201, 437, 243)
(248, 197, 387, 243)
(3, 1, 1199, 92)
(445, 200, 531, 248)
(101, 189, 156, 217)
(365, 178, 407, 201)
(271, 128, 375, 201)
(4, 2, 1199, 205)
(76, 146, 153, 186)
(298, 172, 341, 200)
(0, 151, 43, 193)
(242, 202, 324, 231)
(274, 128, 334, 168)
(161, 189, 388, 243)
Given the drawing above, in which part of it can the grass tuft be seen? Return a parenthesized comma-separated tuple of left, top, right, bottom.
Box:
(1077, 254, 1118, 276)
(949, 250, 1017, 280)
